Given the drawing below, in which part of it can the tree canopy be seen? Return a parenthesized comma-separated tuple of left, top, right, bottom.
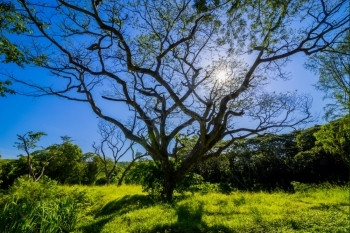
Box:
(0, 1, 29, 65)
(0, 1, 29, 96)
(307, 32, 350, 120)
(9, 0, 350, 199)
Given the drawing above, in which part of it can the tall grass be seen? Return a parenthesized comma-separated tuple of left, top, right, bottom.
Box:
(0, 177, 79, 233)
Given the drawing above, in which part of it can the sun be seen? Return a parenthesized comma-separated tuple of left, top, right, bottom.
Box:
(215, 69, 229, 83)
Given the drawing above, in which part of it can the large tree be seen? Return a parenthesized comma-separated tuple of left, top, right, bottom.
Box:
(12, 0, 349, 199)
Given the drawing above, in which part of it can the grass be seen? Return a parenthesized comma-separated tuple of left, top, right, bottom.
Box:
(1, 181, 348, 232)
(57, 184, 350, 233)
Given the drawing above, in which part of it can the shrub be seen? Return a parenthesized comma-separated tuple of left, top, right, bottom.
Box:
(177, 172, 205, 193)
(124, 161, 163, 197)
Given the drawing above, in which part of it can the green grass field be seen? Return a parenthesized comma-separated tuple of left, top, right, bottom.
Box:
(1, 181, 348, 233)
(62, 185, 350, 233)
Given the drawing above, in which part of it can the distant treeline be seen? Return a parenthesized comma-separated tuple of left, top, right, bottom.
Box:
(1, 115, 349, 191)
(192, 116, 349, 191)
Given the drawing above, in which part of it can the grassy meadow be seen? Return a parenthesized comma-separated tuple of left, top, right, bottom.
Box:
(67, 185, 349, 232)
(0, 180, 349, 233)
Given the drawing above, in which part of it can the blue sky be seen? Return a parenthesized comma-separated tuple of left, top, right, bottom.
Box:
(0, 52, 327, 159)
(0, 87, 100, 159)
(0, 64, 100, 158)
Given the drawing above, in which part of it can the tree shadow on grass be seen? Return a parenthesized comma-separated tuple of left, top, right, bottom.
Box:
(81, 194, 234, 233)
(310, 202, 350, 213)
(149, 202, 235, 233)
(81, 194, 154, 233)
(80, 216, 113, 233)
(96, 194, 155, 217)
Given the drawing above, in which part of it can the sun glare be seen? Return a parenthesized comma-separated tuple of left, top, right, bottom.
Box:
(215, 69, 229, 83)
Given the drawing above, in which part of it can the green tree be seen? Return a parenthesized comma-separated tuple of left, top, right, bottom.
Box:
(225, 133, 298, 190)
(307, 33, 350, 120)
(0, 1, 28, 65)
(0, 157, 27, 189)
(293, 117, 350, 184)
(45, 140, 86, 184)
(13, 0, 349, 199)
(82, 152, 100, 184)
(0, 1, 30, 96)
(296, 125, 321, 151)
(314, 115, 350, 163)
(14, 131, 48, 182)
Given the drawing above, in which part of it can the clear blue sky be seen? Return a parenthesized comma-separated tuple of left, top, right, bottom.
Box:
(0, 64, 101, 158)
(0, 87, 100, 159)
(0, 52, 326, 159)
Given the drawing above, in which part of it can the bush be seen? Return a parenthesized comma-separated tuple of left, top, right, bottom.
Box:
(124, 161, 163, 197)
(177, 172, 205, 193)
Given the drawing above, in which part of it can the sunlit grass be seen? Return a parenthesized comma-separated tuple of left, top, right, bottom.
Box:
(62, 185, 350, 233)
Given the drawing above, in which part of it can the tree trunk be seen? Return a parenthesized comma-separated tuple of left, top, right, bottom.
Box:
(162, 166, 177, 201)
(160, 152, 201, 201)
(117, 160, 135, 186)
(106, 174, 111, 185)
(163, 175, 176, 201)
(27, 155, 31, 179)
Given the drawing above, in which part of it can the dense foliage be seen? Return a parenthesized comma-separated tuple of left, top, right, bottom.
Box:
(307, 32, 350, 120)
(0, 0, 30, 96)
